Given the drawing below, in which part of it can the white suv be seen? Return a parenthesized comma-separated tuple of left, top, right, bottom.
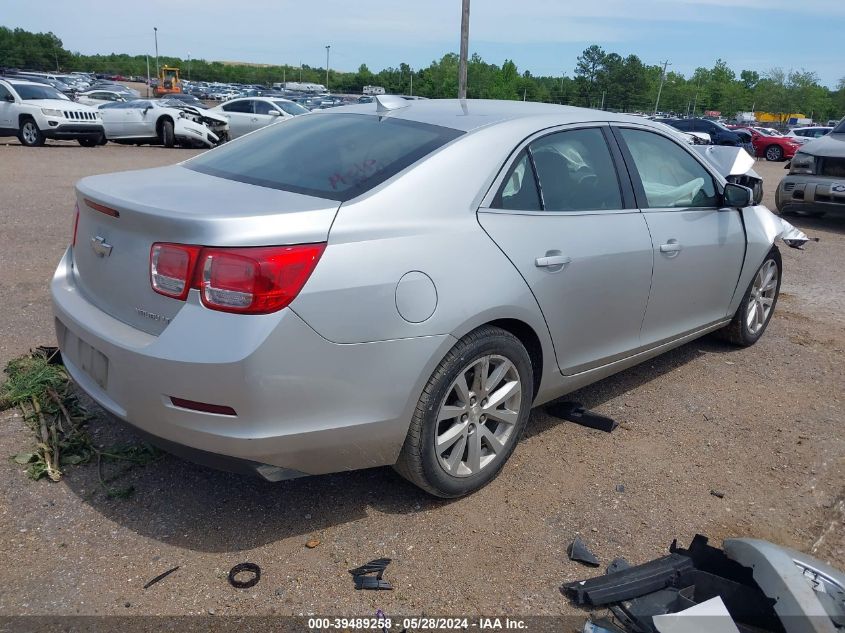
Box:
(0, 78, 105, 147)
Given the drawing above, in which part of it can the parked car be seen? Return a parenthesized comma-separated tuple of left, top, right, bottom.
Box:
(76, 90, 128, 107)
(162, 93, 208, 109)
(0, 78, 104, 147)
(51, 98, 806, 497)
(776, 118, 845, 217)
(665, 118, 743, 146)
(737, 126, 802, 161)
(209, 97, 307, 138)
(98, 99, 228, 148)
(784, 126, 832, 144)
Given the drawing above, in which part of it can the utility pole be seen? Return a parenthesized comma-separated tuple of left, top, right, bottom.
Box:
(692, 79, 701, 117)
(410, 69, 413, 96)
(653, 59, 671, 116)
(325, 45, 331, 91)
(153, 27, 159, 77)
(600, 90, 606, 110)
(187, 52, 191, 80)
(146, 55, 151, 97)
(458, 0, 470, 99)
(299, 61, 302, 82)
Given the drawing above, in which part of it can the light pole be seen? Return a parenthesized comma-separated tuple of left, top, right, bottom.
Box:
(458, 0, 470, 99)
(153, 27, 159, 77)
(325, 45, 331, 91)
(187, 52, 191, 81)
(653, 59, 671, 116)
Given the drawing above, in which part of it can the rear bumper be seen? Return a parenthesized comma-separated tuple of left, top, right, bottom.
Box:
(43, 124, 104, 140)
(50, 248, 453, 476)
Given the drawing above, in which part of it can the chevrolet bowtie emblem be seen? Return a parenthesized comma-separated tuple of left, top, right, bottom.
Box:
(90, 235, 113, 258)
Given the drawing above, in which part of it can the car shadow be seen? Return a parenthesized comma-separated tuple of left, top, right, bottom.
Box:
(61, 335, 738, 553)
(779, 211, 845, 236)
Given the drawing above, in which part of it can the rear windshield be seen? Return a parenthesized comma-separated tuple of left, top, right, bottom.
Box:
(186, 113, 463, 201)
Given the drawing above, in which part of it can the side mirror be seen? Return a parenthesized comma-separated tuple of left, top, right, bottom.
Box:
(723, 183, 752, 208)
(3, 94, 14, 102)
(268, 110, 281, 117)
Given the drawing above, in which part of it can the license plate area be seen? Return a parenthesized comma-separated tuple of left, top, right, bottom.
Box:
(60, 324, 110, 390)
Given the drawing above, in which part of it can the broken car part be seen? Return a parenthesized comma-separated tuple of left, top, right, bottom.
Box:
(569, 537, 601, 567)
(228, 562, 261, 589)
(142, 565, 180, 590)
(349, 558, 393, 590)
(548, 402, 619, 433)
(565, 534, 845, 633)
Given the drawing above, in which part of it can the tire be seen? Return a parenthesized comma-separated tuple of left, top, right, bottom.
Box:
(719, 248, 781, 347)
(765, 145, 784, 161)
(160, 119, 175, 148)
(77, 136, 99, 147)
(18, 117, 45, 147)
(394, 326, 533, 498)
(97, 133, 108, 146)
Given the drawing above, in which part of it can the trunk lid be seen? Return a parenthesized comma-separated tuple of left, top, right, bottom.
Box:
(72, 164, 339, 335)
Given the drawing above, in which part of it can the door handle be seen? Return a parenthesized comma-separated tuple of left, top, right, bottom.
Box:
(535, 253, 572, 269)
(659, 240, 683, 256)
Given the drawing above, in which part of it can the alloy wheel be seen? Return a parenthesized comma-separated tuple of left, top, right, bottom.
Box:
(746, 259, 778, 335)
(22, 122, 38, 144)
(434, 354, 522, 477)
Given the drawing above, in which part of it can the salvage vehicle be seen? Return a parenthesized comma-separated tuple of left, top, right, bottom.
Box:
(664, 118, 743, 146)
(209, 97, 308, 138)
(776, 117, 845, 217)
(76, 89, 127, 107)
(51, 97, 808, 497)
(98, 99, 228, 148)
(0, 78, 104, 147)
(739, 126, 802, 161)
(784, 126, 833, 144)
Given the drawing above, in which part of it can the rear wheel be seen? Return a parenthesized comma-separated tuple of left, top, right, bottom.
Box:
(18, 118, 45, 147)
(159, 119, 175, 148)
(765, 145, 784, 161)
(394, 326, 533, 497)
(719, 249, 781, 347)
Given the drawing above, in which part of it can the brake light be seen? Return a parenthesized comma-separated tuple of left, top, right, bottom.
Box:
(150, 243, 202, 300)
(71, 203, 80, 247)
(149, 242, 325, 314)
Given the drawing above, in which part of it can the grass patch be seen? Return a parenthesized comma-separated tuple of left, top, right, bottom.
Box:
(1, 347, 161, 497)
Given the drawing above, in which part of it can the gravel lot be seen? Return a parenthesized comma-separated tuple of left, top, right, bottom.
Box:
(0, 139, 843, 619)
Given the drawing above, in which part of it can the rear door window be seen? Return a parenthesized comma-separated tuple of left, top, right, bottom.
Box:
(492, 150, 541, 211)
(187, 113, 463, 202)
(222, 100, 252, 113)
(530, 128, 623, 212)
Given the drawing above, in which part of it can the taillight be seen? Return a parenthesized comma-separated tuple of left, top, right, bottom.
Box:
(149, 242, 325, 314)
(71, 203, 80, 247)
(150, 243, 202, 300)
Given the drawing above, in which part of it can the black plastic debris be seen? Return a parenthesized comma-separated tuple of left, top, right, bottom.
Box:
(615, 484, 626, 493)
(568, 537, 600, 567)
(605, 558, 630, 575)
(143, 565, 180, 589)
(710, 489, 725, 499)
(349, 558, 393, 590)
(547, 402, 618, 433)
(228, 562, 261, 589)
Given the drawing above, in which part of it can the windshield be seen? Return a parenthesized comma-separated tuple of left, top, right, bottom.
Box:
(187, 113, 463, 202)
(833, 119, 845, 134)
(274, 100, 308, 116)
(13, 83, 69, 101)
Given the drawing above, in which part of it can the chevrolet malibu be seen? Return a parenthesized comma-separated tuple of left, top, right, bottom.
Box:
(52, 97, 799, 497)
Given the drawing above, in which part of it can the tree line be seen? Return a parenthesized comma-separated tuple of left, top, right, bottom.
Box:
(2, 26, 843, 121)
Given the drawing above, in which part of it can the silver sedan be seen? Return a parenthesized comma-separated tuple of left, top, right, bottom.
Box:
(52, 97, 799, 497)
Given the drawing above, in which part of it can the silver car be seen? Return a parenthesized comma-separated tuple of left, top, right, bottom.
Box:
(51, 97, 799, 497)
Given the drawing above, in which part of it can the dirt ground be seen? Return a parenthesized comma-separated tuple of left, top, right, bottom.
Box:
(0, 140, 843, 620)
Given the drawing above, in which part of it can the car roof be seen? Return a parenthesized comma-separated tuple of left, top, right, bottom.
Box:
(4, 79, 41, 86)
(315, 98, 657, 133)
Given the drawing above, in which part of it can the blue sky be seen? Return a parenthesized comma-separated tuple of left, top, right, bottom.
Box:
(3, 0, 843, 86)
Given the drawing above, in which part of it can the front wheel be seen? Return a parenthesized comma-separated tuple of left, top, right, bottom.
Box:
(19, 118, 45, 147)
(719, 249, 781, 347)
(160, 119, 175, 148)
(394, 326, 533, 498)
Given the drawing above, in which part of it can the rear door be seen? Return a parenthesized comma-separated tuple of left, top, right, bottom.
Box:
(251, 99, 280, 131)
(613, 126, 745, 345)
(220, 99, 253, 137)
(477, 125, 654, 375)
